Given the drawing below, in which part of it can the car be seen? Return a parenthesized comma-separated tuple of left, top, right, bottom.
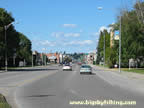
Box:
(80, 64, 92, 74)
(77, 62, 82, 65)
(62, 64, 72, 71)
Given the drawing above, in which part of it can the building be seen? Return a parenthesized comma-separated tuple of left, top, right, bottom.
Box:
(87, 51, 97, 64)
(32, 51, 42, 66)
(46, 53, 60, 63)
(110, 27, 120, 48)
(110, 28, 114, 48)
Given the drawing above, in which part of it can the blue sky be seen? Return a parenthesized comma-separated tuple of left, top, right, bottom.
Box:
(0, 0, 135, 53)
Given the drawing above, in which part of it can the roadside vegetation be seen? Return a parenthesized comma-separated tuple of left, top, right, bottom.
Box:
(0, 94, 11, 108)
(122, 68, 144, 74)
(96, 1, 144, 69)
(0, 8, 32, 69)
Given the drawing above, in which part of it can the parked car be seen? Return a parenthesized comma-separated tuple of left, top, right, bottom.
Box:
(80, 64, 92, 74)
(62, 63, 72, 71)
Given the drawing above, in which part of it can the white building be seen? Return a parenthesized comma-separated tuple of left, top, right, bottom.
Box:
(87, 51, 97, 64)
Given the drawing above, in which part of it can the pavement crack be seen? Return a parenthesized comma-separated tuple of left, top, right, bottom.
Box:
(27, 94, 56, 98)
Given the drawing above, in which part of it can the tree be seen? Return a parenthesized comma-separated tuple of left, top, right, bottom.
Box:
(96, 31, 104, 64)
(0, 8, 32, 67)
(108, 1, 144, 68)
(96, 30, 111, 65)
(17, 32, 32, 65)
(63, 56, 72, 63)
(0, 8, 16, 67)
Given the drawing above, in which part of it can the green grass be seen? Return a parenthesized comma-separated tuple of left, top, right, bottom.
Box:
(95, 64, 144, 74)
(122, 68, 144, 74)
(95, 64, 109, 68)
(0, 94, 11, 108)
(0, 103, 11, 108)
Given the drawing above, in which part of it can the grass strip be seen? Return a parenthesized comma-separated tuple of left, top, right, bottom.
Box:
(122, 68, 144, 74)
(0, 94, 11, 108)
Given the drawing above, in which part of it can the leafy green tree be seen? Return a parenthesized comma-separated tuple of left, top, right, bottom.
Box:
(64, 56, 72, 63)
(96, 31, 104, 64)
(108, 1, 144, 68)
(0, 8, 32, 67)
(0, 8, 17, 67)
(96, 30, 111, 65)
(17, 32, 32, 65)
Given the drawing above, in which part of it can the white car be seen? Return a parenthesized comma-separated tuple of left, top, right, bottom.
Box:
(63, 64, 72, 71)
(80, 64, 92, 74)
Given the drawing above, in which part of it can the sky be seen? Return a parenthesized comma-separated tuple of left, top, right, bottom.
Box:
(0, 0, 135, 53)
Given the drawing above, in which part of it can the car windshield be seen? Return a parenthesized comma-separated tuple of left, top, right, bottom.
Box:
(65, 64, 70, 66)
(81, 65, 91, 68)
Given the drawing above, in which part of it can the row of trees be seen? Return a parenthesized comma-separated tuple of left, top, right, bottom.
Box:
(0, 8, 32, 68)
(96, 1, 144, 68)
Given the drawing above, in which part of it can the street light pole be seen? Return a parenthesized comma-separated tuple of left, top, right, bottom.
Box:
(42, 48, 47, 66)
(4, 26, 8, 71)
(104, 32, 105, 67)
(4, 22, 18, 71)
(4, 22, 13, 71)
(45, 55, 47, 66)
(32, 51, 34, 67)
(119, 13, 122, 73)
(42, 53, 43, 66)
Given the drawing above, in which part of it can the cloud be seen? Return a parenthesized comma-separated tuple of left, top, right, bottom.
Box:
(42, 48, 46, 51)
(51, 32, 80, 38)
(40, 40, 56, 47)
(97, 7, 103, 10)
(99, 26, 111, 33)
(90, 26, 112, 38)
(64, 33, 80, 37)
(64, 40, 93, 46)
(63, 24, 77, 28)
(99, 26, 107, 32)
(51, 32, 64, 38)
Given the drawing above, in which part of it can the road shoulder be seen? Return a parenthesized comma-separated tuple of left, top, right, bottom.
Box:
(91, 65, 144, 94)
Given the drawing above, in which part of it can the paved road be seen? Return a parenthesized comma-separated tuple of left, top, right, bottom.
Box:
(13, 64, 144, 108)
(0, 65, 59, 108)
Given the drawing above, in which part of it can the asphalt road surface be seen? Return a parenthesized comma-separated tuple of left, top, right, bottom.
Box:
(15, 65, 144, 108)
(0, 64, 144, 108)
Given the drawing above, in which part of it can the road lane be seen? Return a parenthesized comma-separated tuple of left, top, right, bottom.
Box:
(16, 64, 144, 108)
(0, 65, 59, 108)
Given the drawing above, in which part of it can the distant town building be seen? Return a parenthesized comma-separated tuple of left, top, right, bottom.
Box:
(110, 27, 120, 48)
(110, 28, 114, 48)
(46, 53, 60, 63)
(87, 51, 97, 64)
(33, 51, 42, 65)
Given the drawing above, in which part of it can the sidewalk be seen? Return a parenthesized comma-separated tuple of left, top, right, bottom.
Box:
(92, 65, 144, 80)
(91, 64, 144, 94)
(0, 65, 54, 73)
(0, 70, 5, 73)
